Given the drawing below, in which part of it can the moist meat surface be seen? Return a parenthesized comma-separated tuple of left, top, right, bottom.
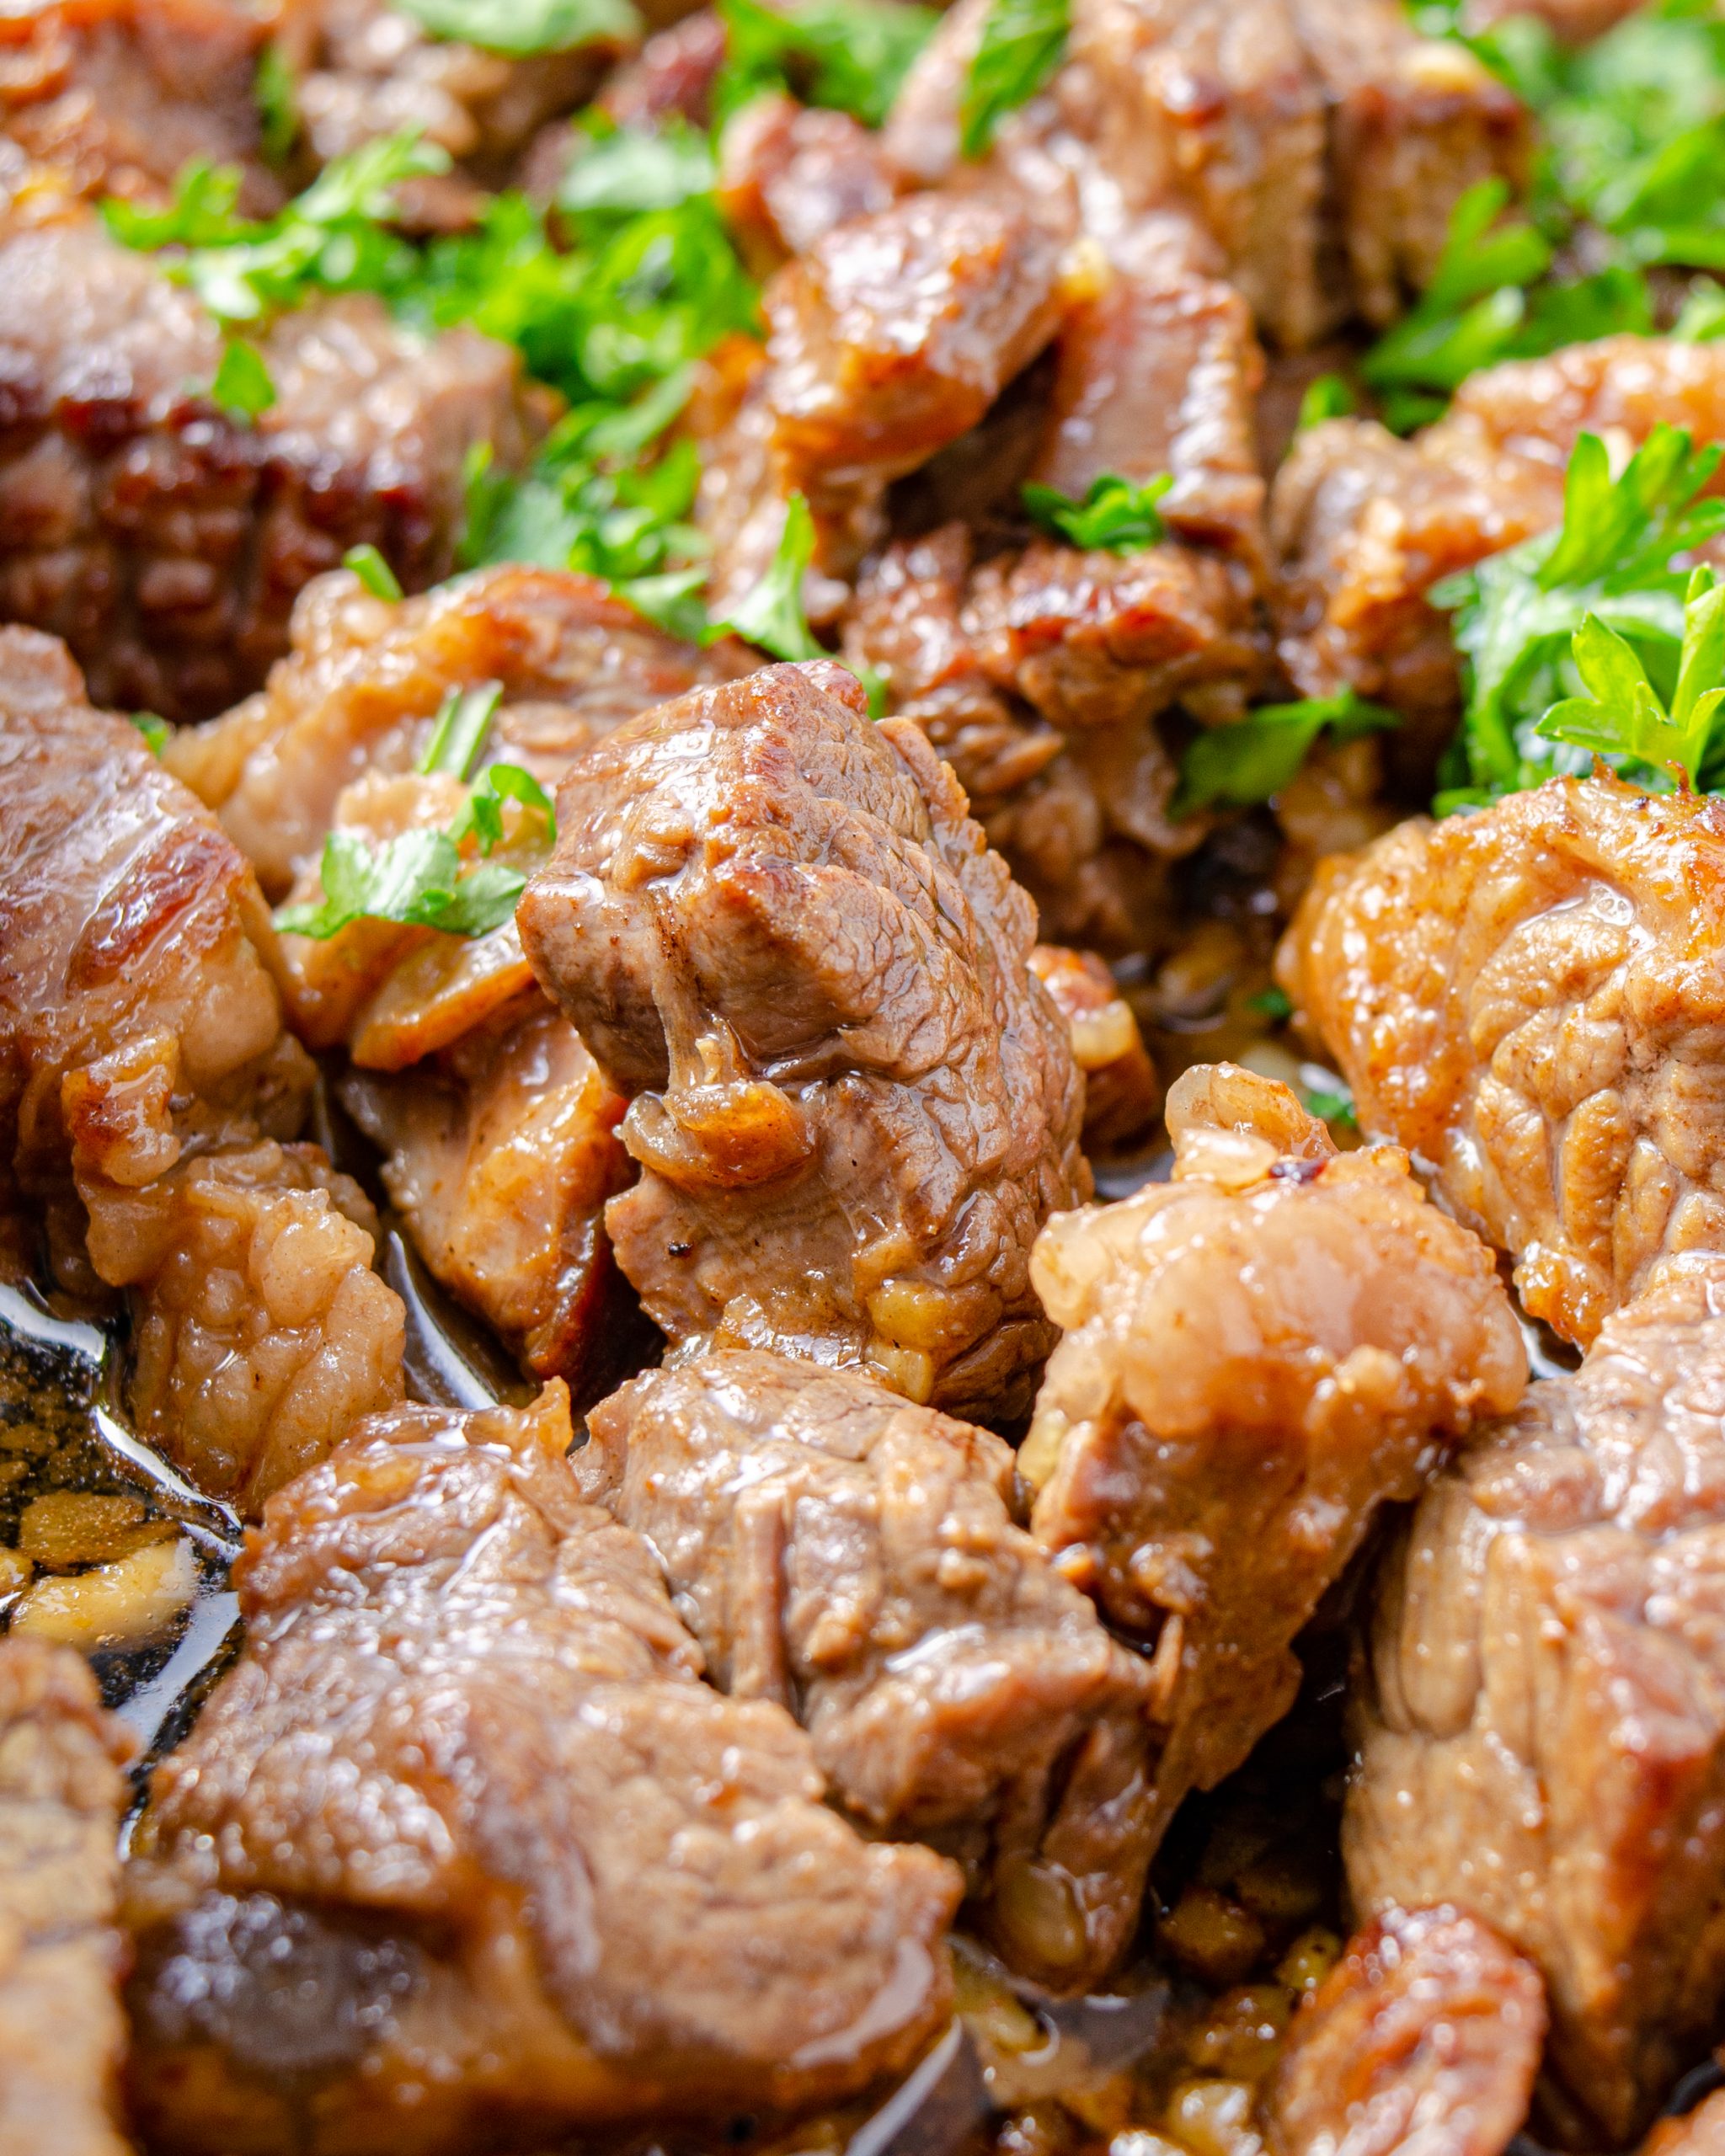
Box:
(1022, 1062, 1525, 1852)
(582, 1348, 1158, 1993)
(1266, 1905, 1546, 2156)
(1348, 1257, 1725, 2142)
(0, 1636, 135, 2156)
(125, 1383, 961, 2155)
(0, 171, 541, 720)
(0, 626, 403, 1505)
(518, 658, 1089, 1424)
(1283, 773, 1725, 1348)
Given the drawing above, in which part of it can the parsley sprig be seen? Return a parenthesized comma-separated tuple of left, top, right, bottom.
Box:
(1434, 425, 1725, 807)
(959, 0, 1068, 158)
(714, 0, 939, 129)
(1536, 566, 1725, 789)
(394, 0, 640, 54)
(1175, 691, 1398, 817)
(1022, 472, 1172, 552)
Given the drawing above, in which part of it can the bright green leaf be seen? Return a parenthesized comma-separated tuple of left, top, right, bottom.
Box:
(393, 0, 639, 56)
(1022, 472, 1172, 553)
(1296, 375, 1356, 430)
(343, 544, 403, 600)
(418, 681, 503, 779)
(959, 0, 1068, 159)
(211, 339, 276, 421)
(1175, 691, 1398, 816)
(720, 492, 825, 660)
(131, 712, 170, 757)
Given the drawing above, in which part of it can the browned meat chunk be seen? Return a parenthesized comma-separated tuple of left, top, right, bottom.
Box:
(1267, 1905, 1546, 2156)
(1022, 1062, 1525, 1851)
(171, 563, 746, 1396)
(1347, 1258, 1725, 2140)
(703, 193, 1063, 606)
(597, 8, 726, 131)
(0, 627, 403, 1503)
(1272, 337, 1725, 722)
(884, 0, 1524, 350)
(1283, 774, 1725, 1350)
(168, 562, 745, 899)
(518, 659, 1089, 1424)
(1648, 2093, 1725, 2156)
(0, 0, 279, 214)
(125, 1384, 961, 2154)
(0, 1638, 135, 2156)
(582, 1348, 1157, 1993)
(0, 174, 540, 720)
(1029, 942, 1161, 1148)
(1033, 214, 1266, 561)
(717, 92, 900, 274)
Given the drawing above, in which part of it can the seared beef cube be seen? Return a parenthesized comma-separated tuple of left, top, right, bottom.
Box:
(1348, 1259, 1725, 2139)
(1032, 213, 1266, 562)
(126, 1384, 961, 2153)
(172, 563, 749, 1395)
(0, 627, 403, 1505)
(1271, 337, 1725, 723)
(168, 562, 746, 899)
(0, 0, 280, 214)
(717, 93, 900, 274)
(1648, 2094, 1725, 2156)
(518, 659, 1089, 1424)
(1267, 1906, 1546, 2156)
(597, 8, 727, 131)
(0, 1639, 135, 2156)
(1022, 1062, 1525, 1852)
(0, 181, 540, 721)
(1029, 942, 1161, 1148)
(701, 193, 1063, 606)
(583, 1349, 1157, 1991)
(1283, 773, 1725, 1349)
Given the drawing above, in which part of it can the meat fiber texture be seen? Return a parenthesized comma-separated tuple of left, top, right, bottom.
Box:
(0, 625, 403, 1508)
(124, 1383, 961, 2156)
(881, 0, 1525, 350)
(1284, 773, 1725, 1350)
(1271, 336, 1725, 729)
(0, 163, 541, 719)
(0, 1638, 136, 2156)
(170, 562, 755, 1397)
(1348, 1257, 1725, 2142)
(1021, 1061, 1525, 1854)
(583, 1348, 1158, 1993)
(518, 658, 1090, 1426)
(1266, 1905, 1546, 2156)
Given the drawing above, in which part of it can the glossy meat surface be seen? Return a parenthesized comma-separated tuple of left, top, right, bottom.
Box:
(1284, 775, 1725, 1348)
(0, 629, 404, 1503)
(716, 93, 900, 272)
(1348, 1258, 1725, 2140)
(0, 1638, 134, 2156)
(1023, 1063, 1525, 1846)
(518, 659, 1088, 1424)
(1267, 1905, 1546, 2156)
(0, 175, 539, 718)
(126, 1384, 961, 2153)
(583, 1348, 1157, 1993)
(1029, 942, 1161, 1148)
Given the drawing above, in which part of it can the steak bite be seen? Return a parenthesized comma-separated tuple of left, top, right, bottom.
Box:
(0, 627, 403, 1507)
(125, 1384, 961, 2154)
(1347, 1257, 1725, 2141)
(1022, 1062, 1525, 1849)
(0, 170, 540, 721)
(517, 659, 1089, 1424)
(0, 1638, 136, 2156)
(1283, 774, 1725, 1350)
(582, 1348, 1158, 1993)
(716, 92, 901, 274)
(1266, 1905, 1546, 2156)
(0, 0, 280, 214)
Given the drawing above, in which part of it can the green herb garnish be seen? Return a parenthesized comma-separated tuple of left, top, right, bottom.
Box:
(959, 0, 1068, 158)
(131, 712, 170, 756)
(393, 0, 639, 55)
(1247, 985, 1294, 1021)
(255, 43, 299, 168)
(418, 682, 502, 779)
(1434, 425, 1725, 807)
(1022, 472, 1172, 552)
(211, 339, 275, 421)
(1535, 566, 1725, 788)
(714, 0, 939, 128)
(720, 492, 825, 660)
(1296, 375, 1356, 431)
(1175, 691, 1398, 816)
(343, 544, 403, 600)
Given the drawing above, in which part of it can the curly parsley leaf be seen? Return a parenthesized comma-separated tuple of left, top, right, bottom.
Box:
(1022, 472, 1172, 552)
(720, 492, 825, 660)
(449, 761, 558, 852)
(1535, 566, 1725, 787)
(211, 339, 275, 421)
(1174, 691, 1398, 817)
(394, 0, 639, 55)
(343, 544, 403, 600)
(715, 0, 939, 128)
(959, 0, 1068, 158)
(1435, 425, 1725, 806)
